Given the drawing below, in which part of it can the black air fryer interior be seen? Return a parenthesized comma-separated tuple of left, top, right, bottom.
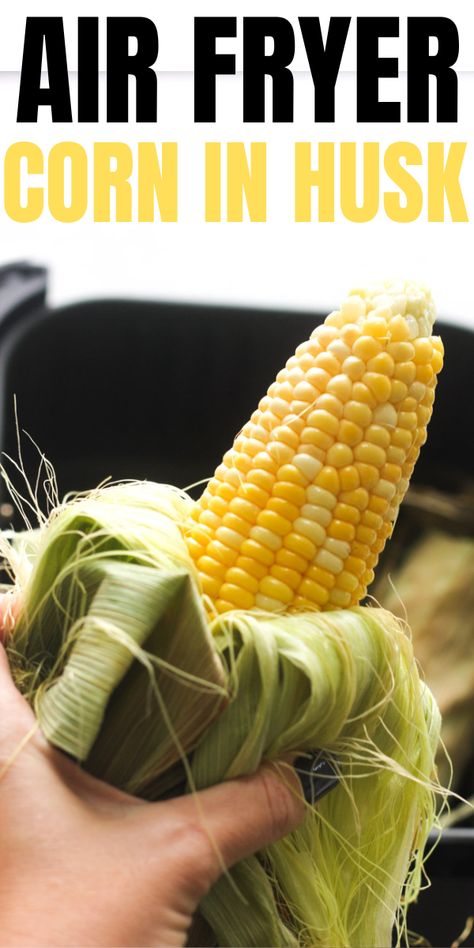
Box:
(0, 264, 470, 514)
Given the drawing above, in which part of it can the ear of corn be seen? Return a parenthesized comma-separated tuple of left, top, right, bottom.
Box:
(1, 281, 445, 948)
(187, 282, 443, 614)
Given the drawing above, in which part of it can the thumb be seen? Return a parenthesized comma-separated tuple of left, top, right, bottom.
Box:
(161, 763, 306, 889)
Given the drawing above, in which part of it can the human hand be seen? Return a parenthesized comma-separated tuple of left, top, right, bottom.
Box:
(0, 598, 305, 948)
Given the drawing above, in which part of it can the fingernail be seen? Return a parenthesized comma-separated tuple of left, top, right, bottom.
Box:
(294, 752, 339, 805)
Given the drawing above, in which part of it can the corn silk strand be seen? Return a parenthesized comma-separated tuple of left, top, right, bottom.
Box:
(2, 482, 443, 948)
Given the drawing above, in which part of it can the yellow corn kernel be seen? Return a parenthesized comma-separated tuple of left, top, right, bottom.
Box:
(222, 513, 251, 537)
(343, 400, 372, 427)
(373, 479, 397, 501)
(199, 510, 221, 530)
(392, 427, 414, 449)
(293, 454, 323, 482)
(316, 352, 341, 375)
(341, 323, 362, 346)
(354, 442, 386, 467)
(215, 481, 237, 502)
(356, 463, 380, 488)
(225, 567, 259, 594)
(236, 555, 267, 580)
(316, 394, 345, 417)
(315, 548, 344, 574)
(229, 496, 261, 523)
(328, 339, 351, 363)
(220, 584, 255, 610)
(413, 338, 433, 364)
(368, 495, 388, 515)
(293, 517, 326, 546)
(256, 508, 292, 537)
(276, 547, 308, 572)
(338, 420, 363, 447)
(267, 442, 295, 465)
(284, 532, 317, 560)
(188, 523, 212, 545)
(364, 315, 388, 339)
(187, 537, 207, 559)
(306, 564, 336, 589)
(336, 570, 359, 593)
(364, 373, 392, 402)
(399, 397, 418, 413)
(259, 575, 293, 604)
(273, 482, 306, 506)
(198, 555, 227, 580)
(315, 466, 340, 494)
(334, 503, 360, 525)
(416, 364, 434, 384)
(342, 356, 365, 381)
(306, 409, 340, 436)
(373, 403, 397, 427)
(338, 465, 360, 491)
(247, 468, 275, 492)
(390, 380, 408, 403)
(388, 314, 410, 341)
(240, 539, 274, 566)
(394, 362, 417, 385)
(207, 540, 238, 567)
(398, 411, 418, 430)
(387, 341, 415, 363)
(200, 574, 222, 599)
(328, 520, 356, 542)
(351, 541, 370, 560)
(270, 564, 301, 590)
(325, 443, 353, 468)
(301, 503, 332, 528)
(329, 587, 352, 607)
(267, 496, 299, 521)
(345, 555, 366, 578)
(339, 487, 369, 511)
(365, 425, 391, 448)
(326, 374, 352, 402)
(253, 451, 278, 474)
(301, 427, 334, 452)
(361, 510, 383, 531)
(306, 367, 330, 390)
(209, 495, 232, 517)
(298, 578, 330, 606)
(353, 335, 382, 361)
(249, 526, 283, 551)
(277, 463, 308, 487)
(356, 525, 377, 545)
(353, 381, 376, 406)
(367, 353, 395, 376)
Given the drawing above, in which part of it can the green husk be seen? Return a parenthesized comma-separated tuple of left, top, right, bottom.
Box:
(2, 481, 443, 947)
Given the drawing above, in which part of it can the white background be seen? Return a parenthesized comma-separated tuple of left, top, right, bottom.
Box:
(0, 1, 472, 329)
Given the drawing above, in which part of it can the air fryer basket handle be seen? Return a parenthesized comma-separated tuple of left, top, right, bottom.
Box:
(0, 262, 48, 331)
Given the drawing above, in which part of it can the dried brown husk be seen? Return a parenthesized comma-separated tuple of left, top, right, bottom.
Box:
(372, 484, 474, 789)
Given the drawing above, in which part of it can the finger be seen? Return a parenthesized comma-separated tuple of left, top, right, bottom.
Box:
(161, 762, 305, 886)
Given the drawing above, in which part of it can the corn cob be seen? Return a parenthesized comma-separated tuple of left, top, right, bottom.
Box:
(187, 282, 443, 614)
